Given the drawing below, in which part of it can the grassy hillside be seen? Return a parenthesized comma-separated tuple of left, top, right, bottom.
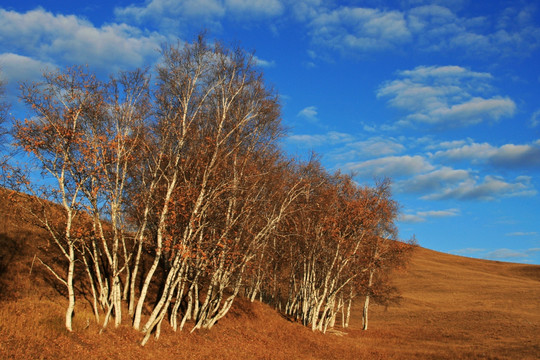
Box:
(0, 188, 539, 359)
(366, 247, 540, 359)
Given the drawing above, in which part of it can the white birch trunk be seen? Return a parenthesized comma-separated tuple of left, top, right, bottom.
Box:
(362, 269, 375, 330)
(65, 244, 75, 332)
(133, 171, 178, 330)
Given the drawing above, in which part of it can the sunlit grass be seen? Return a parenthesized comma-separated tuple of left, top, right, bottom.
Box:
(1, 187, 539, 359)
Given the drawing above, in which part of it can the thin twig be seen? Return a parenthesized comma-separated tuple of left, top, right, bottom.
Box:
(29, 254, 37, 275)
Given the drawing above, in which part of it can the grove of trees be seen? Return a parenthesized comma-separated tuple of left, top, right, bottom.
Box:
(7, 35, 413, 344)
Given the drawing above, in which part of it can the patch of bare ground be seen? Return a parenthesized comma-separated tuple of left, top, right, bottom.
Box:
(1, 188, 539, 359)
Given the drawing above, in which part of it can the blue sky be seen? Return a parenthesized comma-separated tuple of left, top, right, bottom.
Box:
(1, 0, 539, 264)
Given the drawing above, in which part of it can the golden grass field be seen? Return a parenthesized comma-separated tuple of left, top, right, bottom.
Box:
(0, 188, 539, 359)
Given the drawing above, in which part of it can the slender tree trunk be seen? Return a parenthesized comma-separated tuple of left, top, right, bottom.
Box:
(126, 236, 143, 317)
(65, 244, 75, 332)
(170, 278, 186, 331)
(133, 172, 177, 330)
(81, 251, 100, 323)
(362, 295, 370, 330)
(179, 287, 193, 331)
(362, 270, 375, 330)
(112, 275, 122, 327)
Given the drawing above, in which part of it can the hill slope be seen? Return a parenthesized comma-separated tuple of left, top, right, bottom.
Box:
(0, 188, 539, 359)
(365, 247, 540, 359)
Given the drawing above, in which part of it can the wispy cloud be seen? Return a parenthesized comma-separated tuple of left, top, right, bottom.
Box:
(407, 4, 540, 57)
(290, 0, 325, 22)
(377, 65, 516, 129)
(399, 208, 460, 223)
(307, 7, 411, 53)
(297, 106, 319, 122)
(434, 140, 540, 169)
(115, 0, 284, 31)
(294, 132, 539, 202)
(423, 175, 536, 201)
(115, 0, 225, 30)
(425, 139, 470, 150)
(344, 155, 434, 178)
(253, 55, 276, 68)
(299, 3, 540, 59)
(225, 0, 284, 17)
(505, 232, 538, 237)
(396, 167, 469, 194)
(451, 247, 540, 263)
(452, 248, 486, 256)
(530, 109, 540, 128)
(485, 248, 540, 262)
(329, 137, 406, 162)
(286, 131, 354, 148)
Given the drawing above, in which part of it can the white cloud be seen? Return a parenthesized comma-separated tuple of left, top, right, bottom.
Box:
(225, 0, 284, 17)
(286, 133, 407, 165)
(425, 139, 469, 150)
(407, 4, 540, 57)
(344, 155, 433, 178)
(398, 213, 424, 223)
(0, 8, 164, 78)
(397, 167, 469, 194)
(399, 65, 492, 80)
(484, 248, 540, 262)
(115, 0, 283, 30)
(428, 97, 515, 127)
(487, 248, 525, 259)
(377, 65, 516, 129)
(434, 142, 496, 162)
(0, 53, 56, 86)
(330, 137, 405, 162)
(298, 3, 540, 59)
(116, 0, 225, 25)
(424, 175, 536, 201)
(490, 144, 540, 168)
(434, 140, 540, 169)
(417, 208, 460, 218)
(452, 247, 540, 263)
(109, 1, 540, 63)
(253, 55, 276, 68)
(286, 131, 354, 147)
(0, 53, 57, 105)
(392, 151, 538, 199)
(297, 106, 318, 122)
(289, 0, 325, 22)
(399, 207, 460, 223)
(308, 6, 411, 53)
(451, 248, 486, 256)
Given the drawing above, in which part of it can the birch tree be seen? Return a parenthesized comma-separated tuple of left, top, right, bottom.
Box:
(280, 163, 404, 333)
(354, 185, 414, 330)
(14, 67, 105, 331)
(129, 35, 225, 331)
(137, 36, 303, 344)
(77, 69, 151, 329)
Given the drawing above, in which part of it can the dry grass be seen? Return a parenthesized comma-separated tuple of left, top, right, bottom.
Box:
(0, 187, 539, 359)
(363, 247, 540, 359)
